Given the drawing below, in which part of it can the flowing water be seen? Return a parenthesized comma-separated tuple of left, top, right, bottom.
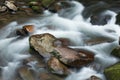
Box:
(0, 1, 120, 80)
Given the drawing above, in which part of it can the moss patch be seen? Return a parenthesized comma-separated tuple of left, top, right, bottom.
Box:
(104, 63, 120, 80)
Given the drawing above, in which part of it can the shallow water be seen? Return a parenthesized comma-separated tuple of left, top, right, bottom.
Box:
(0, 1, 120, 80)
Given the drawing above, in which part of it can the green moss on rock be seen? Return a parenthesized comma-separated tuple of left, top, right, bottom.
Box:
(111, 47, 120, 58)
(104, 63, 120, 80)
(41, 0, 55, 8)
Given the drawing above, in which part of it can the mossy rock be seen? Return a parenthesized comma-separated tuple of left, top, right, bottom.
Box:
(41, 0, 55, 8)
(104, 63, 120, 80)
(31, 6, 43, 13)
(111, 47, 120, 58)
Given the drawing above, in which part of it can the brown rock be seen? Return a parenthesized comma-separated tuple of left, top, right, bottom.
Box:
(29, 33, 56, 57)
(39, 72, 64, 80)
(87, 75, 102, 80)
(23, 25, 34, 33)
(18, 66, 35, 80)
(51, 47, 94, 67)
(47, 57, 70, 75)
(16, 29, 28, 36)
(16, 25, 34, 36)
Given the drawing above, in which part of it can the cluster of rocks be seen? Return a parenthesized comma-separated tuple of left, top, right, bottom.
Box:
(12, 33, 95, 80)
(29, 33, 94, 75)
(0, 0, 18, 13)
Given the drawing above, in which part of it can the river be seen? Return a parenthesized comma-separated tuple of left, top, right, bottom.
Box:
(0, 1, 120, 80)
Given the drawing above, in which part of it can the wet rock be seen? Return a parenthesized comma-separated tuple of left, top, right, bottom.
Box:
(16, 29, 28, 36)
(82, 1, 110, 19)
(47, 57, 70, 75)
(29, 1, 40, 7)
(16, 25, 34, 36)
(51, 47, 94, 67)
(0, 6, 7, 12)
(104, 63, 120, 80)
(111, 47, 120, 58)
(57, 38, 72, 46)
(41, 0, 56, 8)
(23, 25, 34, 33)
(48, 3, 62, 13)
(22, 8, 34, 16)
(85, 37, 114, 45)
(39, 72, 64, 80)
(5, 1, 18, 11)
(28, 1, 44, 13)
(31, 6, 43, 13)
(90, 14, 111, 25)
(18, 66, 35, 80)
(29, 33, 56, 57)
(87, 75, 102, 80)
(53, 38, 72, 47)
(116, 12, 120, 25)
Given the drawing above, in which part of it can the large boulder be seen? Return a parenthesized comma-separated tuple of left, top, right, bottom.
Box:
(47, 57, 70, 75)
(29, 33, 94, 67)
(111, 47, 120, 58)
(51, 47, 94, 67)
(29, 33, 56, 57)
(104, 63, 120, 80)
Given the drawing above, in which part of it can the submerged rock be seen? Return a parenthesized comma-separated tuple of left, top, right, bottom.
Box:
(111, 47, 120, 58)
(18, 66, 35, 80)
(51, 47, 94, 67)
(87, 75, 102, 80)
(39, 72, 64, 80)
(104, 63, 120, 80)
(29, 33, 56, 57)
(47, 57, 70, 75)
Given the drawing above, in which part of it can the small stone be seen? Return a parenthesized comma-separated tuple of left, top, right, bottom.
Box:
(47, 57, 70, 75)
(29, 1, 40, 7)
(18, 66, 35, 80)
(23, 25, 34, 33)
(0, 6, 7, 12)
(87, 75, 102, 80)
